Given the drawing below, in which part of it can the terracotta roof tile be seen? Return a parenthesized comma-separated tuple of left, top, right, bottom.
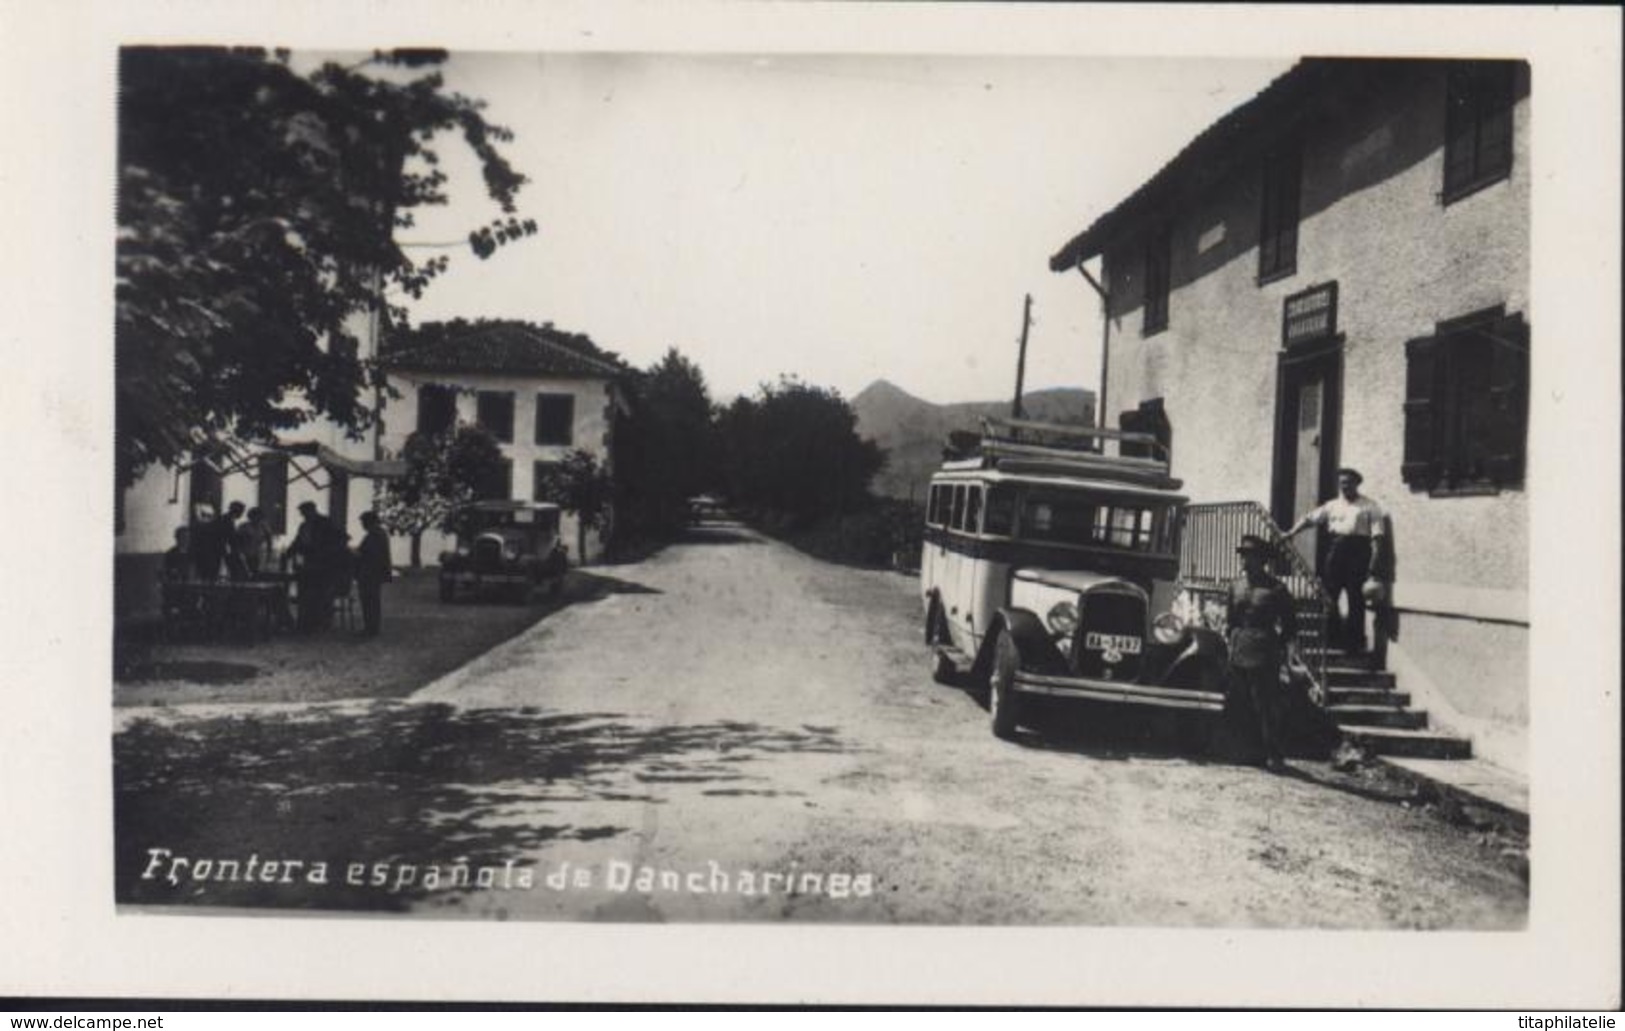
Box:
(384, 319, 631, 379)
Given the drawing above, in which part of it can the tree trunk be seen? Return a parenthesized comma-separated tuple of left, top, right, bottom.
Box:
(410, 531, 423, 568)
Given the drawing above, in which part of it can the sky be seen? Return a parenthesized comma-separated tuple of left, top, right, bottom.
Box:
(396, 52, 1295, 406)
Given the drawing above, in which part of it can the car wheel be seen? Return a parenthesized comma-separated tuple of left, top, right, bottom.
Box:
(989, 627, 1025, 741)
(931, 647, 959, 686)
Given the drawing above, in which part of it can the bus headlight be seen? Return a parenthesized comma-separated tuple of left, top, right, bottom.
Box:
(1046, 601, 1080, 637)
(1152, 612, 1185, 645)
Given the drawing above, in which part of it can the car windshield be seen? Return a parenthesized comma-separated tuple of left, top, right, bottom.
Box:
(1015, 488, 1167, 553)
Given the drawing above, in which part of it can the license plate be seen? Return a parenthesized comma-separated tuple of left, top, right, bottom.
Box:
(1084, 632, 1142, 655)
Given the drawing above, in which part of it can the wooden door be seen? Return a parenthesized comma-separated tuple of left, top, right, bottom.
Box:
(1291, 375, 1325, 567)
(1272, 339, 1342, 571)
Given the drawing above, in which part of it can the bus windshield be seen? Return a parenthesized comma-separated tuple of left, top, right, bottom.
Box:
(1016, 488, 1168, 553)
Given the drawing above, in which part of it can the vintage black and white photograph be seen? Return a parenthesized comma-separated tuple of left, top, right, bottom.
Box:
(5, 0, 1621, 1008)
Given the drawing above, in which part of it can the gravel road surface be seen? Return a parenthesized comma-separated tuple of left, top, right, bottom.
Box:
(115, 521, 1526, 928)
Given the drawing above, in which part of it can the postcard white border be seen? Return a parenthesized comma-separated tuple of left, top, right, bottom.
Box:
(1, 0, 1618, 1008)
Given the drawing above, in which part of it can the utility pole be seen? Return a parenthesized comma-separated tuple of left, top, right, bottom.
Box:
(1012, 293, 1033, 419)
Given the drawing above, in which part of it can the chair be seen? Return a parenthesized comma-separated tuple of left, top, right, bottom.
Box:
(332, 575, 358, 631)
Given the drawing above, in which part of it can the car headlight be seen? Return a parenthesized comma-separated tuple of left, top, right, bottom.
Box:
(1152, 612, 1185, 645)
(1046, 601, 1080, 637)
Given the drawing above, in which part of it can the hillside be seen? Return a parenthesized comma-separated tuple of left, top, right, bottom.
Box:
(851, 379, 1097, 501)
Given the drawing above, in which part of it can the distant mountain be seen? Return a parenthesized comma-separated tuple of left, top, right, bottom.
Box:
(851, 379, 1097, 501)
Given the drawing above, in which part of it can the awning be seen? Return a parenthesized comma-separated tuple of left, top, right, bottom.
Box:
(279, 441, 408, 480)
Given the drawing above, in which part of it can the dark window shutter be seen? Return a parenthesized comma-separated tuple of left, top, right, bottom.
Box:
(1483, 314, 1529, 488)
(1401, 336, 1440, 489)
(329, 469, 350, 533)
(1443, 70, 1477, 196)
(258, 452, 289, 535)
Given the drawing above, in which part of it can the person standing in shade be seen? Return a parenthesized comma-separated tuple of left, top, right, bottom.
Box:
(219, 501, 248, 579)
(1286, 467, 1387, 654)
(1227, 535, 1296, 772)
(353, 511, 393, 638)
(236, 506, 275, 577)
(190, 504, 225, 581)
(287, 501, 342, 632)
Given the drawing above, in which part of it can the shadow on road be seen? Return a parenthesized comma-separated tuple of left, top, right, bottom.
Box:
(675, 524, 763, 546)
(569, 569, 664, 599)
(114, 703, 850, 913)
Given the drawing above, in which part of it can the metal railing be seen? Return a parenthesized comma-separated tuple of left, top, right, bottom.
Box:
(1176, 500, 1332, 705)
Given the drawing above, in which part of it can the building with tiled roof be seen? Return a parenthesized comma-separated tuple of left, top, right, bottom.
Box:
(1048, 57, 1530, 770)
(381, 319, 633, 564)
(384, 318, 633, 380)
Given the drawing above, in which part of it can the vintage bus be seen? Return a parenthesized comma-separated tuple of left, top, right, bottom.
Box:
(921, 418, 1231, 739)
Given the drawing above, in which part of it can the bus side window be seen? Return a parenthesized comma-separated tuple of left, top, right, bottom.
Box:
(927, 484, 944, 527)
(965, 486, 982, 534)
(950, 484, 967, 531)
(983, 485, 1016, 536)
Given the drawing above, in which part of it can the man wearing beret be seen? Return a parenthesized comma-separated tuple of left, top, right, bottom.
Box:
(1286, 467, 1387, 654)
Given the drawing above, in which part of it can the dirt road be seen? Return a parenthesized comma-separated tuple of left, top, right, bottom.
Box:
(114, 521, 1526, 927)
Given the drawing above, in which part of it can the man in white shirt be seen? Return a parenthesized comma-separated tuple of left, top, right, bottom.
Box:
(1286, 467, 1387, 653)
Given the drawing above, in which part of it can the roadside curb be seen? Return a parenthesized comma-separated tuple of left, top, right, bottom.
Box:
(1370, 755, 1529, 836)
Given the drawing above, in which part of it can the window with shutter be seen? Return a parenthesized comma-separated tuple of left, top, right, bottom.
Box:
(1401, 311, 1529, 494)
(476, 391, 515, 443)
(258, 452, 289, 535)
(1142, 227, 1171, 336)
(533, 460, 560, 502)
(1258, 141, 1301, 284)
(479, 458, 513, 501)
(535, 393, 575, 446)
(1401, 337, 1439, 488)
(1483, 313, 1530, 487)
(417, 384, 457, 436)
(1442, 61, 1517, 204)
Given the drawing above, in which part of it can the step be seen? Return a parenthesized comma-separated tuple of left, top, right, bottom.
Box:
(1341, 725, 1472, 760)
(1325, 686, 1411, 707)
(1326, 667, 1396, 688)
(1328, 704, 1429, 730)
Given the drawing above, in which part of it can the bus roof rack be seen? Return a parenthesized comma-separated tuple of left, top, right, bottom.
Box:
(960, 416, 1180, 490)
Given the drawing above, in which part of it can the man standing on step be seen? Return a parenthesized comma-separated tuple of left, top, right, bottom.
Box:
(1285, 466, 1387, 654)
(1227, 535, 1296, 772)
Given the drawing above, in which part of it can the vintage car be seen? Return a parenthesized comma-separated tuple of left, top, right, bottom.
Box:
(921, 418, 1232, 740)
(438, 500, 569, 604)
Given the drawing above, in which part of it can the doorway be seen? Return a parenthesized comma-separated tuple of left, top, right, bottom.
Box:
(1271, 338, 1343, 570)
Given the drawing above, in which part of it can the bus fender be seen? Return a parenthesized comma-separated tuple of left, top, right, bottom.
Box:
(976, 607, 1068, 675)
(1163, 625, 1229, 690)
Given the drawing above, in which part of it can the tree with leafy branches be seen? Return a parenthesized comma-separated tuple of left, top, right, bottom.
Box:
(115, 46, 537, 491)
(536, 449, 615, 566)
(375, 423, 507, 567)
(616, 348, 719, 539)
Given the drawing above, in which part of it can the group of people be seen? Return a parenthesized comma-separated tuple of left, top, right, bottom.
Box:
(1224, 466, 1389, 771)
(163, 501, 394, 637)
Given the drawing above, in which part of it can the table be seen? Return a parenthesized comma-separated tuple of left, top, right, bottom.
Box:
(162, 579, 290, 643)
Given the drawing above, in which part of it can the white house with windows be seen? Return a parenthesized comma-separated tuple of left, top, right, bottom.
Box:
(114, 306, 403, 623)
(1048, 58, 1531, 768)
(381, 319, 630, 565)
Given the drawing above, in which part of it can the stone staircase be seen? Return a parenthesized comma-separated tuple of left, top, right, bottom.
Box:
(1320, 650, 1472, 760)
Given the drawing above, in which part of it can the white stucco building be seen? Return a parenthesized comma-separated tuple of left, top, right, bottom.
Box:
(114, 306, 403, 623)
(380, 319, 630, 566)
(1049, 58, 1531, 769)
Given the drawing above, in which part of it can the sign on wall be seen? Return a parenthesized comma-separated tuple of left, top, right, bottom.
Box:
(1282, 281, 1339, 348)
